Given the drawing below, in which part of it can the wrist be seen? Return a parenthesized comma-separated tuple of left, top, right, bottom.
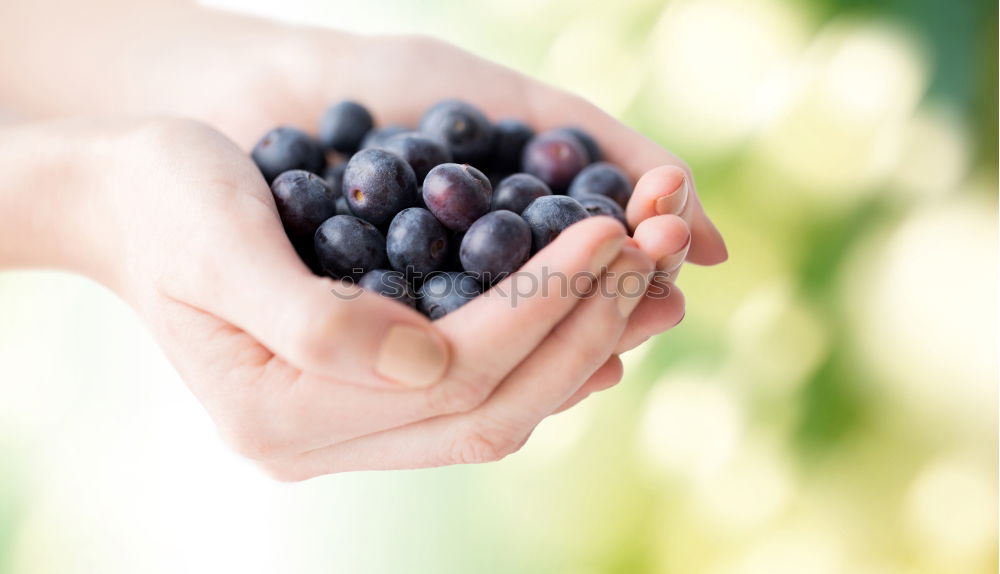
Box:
(0, 119, 134, 287)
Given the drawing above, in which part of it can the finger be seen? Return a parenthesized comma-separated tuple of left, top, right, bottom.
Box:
(423, 216, 626, 414)
(623, 165, 724, 267)
(630, 214, 692, 275)
(626, 166, 689, 228)
(615, 280, 685, 354)
(518, 89, 727, 266)
(551, 355, 624, 415)
(270, 247, 653, 478)
(167, 189, 450, 390)
(475, 247, 650, 425)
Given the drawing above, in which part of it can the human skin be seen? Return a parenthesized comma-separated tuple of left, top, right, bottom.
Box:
(0, 118, 685, 478)
(0, 1, 725, 478)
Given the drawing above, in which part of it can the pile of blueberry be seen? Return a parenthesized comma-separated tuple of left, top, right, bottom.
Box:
(252, 100, 633, 319)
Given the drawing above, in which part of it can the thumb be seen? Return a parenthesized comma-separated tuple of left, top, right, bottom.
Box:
(256, 273, 451, 389)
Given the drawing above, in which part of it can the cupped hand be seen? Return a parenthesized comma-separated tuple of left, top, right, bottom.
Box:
(90, 118, 685, 478)
(174, 29, 723, 359)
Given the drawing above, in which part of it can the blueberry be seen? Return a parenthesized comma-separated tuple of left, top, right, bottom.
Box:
(460, 211, 532, 283)
(490, 119, 534, 173)
(521, 130, 589, 192)
(342, 148, 419, 226)
(568, 162, 631, 208)
(358, 269, 416, 307)
(521, 195, 589, 252)
(323, 163, 346, 198)
(314, 215, 388, 279)
(380, 133, 452, 182)
(576, 193, 627, 227)
(361, 125, 410, 150)
(318, 101, 374, 154)
(270, 170, 338, 244)
(419, 100, 493, 164)
(252, 126, 325, 183)
(417, 272, 481, 319)
(557, 126, 602, 163)
(422, 163, 492, 232)
(386, 207, 450, 277)
(491, 173, 552, 214)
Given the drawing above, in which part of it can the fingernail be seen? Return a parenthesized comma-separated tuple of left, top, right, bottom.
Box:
(376, 325, 450, 388)
(654, 177, 689, 216)
(616, 271, 648, 318)
(656, 232, 692, 273)
(590, 235, 625, 275)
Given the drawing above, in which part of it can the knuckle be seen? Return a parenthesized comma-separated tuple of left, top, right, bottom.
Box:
(550, 325, 609, 369)
(428, 375, 493, 415)
(398, 33, 447, 52)
(216, 409, 291, 462)
(605, 357, 625, 387)
(426, 362, 499, 414)
(221, 424, 279, 461)
(204, 366, 302, 462)
(449, 418, 525, 465)
(284, 290, 347, 367)
(622, 248, 656, 275)
(258, 461, 312, 483)
(128, 116, 217, 146)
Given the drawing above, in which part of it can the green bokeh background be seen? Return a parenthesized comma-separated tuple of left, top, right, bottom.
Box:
(0, 0, 996, 572)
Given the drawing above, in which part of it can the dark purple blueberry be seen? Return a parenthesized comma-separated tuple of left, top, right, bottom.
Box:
(417, 272, 482, 319)
(460, 211, 532, 283)
(386, 207, 450, 277)
(521, 195, 589, 252)
(491, 173, 552, 214)
(323, 163, 347, 198)
(567, 162, 631, 208)
(521, 130, 589, 192)
(251, 126, 325, 183)
(314, 215, 388, 280)
(557, 126, 602, 163)
(419, 100, 494, 164)
(318, 101, 374, 154)
(490, 119, 534, 172)
(422, 163, 492, 232)
(270, 170, 338, 244)
(576, 194, 627, 227)
(361, 125, 410, 150)
(380, 133, 452, 182)
(358, 269, 416, 307)
(342, 148, 419, 226)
